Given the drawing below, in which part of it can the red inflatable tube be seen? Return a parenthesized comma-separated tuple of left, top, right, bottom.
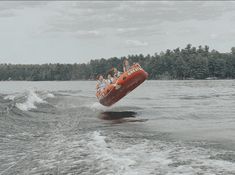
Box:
(96, 64, 148, 106)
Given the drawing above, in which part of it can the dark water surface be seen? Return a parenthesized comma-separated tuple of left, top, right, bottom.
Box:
(0, 80, 235, 175)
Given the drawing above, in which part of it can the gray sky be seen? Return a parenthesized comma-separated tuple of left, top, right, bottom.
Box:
(0, 1, 235, 64)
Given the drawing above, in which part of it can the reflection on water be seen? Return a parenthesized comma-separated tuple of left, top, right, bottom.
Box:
(99, 111, 137, 120)
(98, 111, 148, 123)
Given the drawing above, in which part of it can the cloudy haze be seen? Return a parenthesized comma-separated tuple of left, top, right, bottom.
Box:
(0, 1, 235, 64)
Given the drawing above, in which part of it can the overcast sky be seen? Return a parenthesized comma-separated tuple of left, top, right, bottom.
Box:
(0, 1, 235, 64)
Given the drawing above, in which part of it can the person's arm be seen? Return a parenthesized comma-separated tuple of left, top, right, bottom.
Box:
(96, 83, 99, 90)
(104, 79, 109, 85)
(123, 66, 126, 72)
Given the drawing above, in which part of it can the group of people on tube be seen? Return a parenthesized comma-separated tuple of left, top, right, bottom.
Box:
(96, 59, 130, 92)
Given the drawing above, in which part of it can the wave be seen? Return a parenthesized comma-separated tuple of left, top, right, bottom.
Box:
(4, 94, 17, 101)
(3, 89, 55, 112)
(87, 131, 137, 174)
(15, 90, 46, 111)
(85, 131, 235, 175)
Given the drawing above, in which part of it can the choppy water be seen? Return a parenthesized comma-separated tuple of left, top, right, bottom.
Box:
(0, 80, 235, 175)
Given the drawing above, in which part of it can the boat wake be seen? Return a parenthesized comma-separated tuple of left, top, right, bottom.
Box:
(80, 130, 235, 175)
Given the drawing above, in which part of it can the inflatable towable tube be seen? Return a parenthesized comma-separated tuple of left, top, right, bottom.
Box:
(96, 63, 148, 106)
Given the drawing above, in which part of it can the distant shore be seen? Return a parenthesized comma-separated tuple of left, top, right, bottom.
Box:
(1, 44, 235, 81)
(0, 78, 234, 82)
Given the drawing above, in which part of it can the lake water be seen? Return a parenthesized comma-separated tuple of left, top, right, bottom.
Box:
(0, 80, 235, 175)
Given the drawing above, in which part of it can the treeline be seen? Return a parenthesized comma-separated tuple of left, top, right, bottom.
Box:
(1, 44, 235, 81)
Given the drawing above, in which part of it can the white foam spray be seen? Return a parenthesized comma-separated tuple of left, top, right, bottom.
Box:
(15, 90, 46, 111)
(89, 102, 111, 111)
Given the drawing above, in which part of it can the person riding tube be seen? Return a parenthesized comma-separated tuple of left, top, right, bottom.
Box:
(96, 75, 108, 92)
(123, 58, 130, 72)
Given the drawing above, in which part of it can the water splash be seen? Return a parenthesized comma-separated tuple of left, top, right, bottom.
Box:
(15, 90, 46, 111)
(89, 102, 111, 111)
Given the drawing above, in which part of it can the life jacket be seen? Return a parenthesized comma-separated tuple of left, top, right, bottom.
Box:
(107, 77, 113, 84)
(114, 71, 122, 78)
(97, 80, 106, 91)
